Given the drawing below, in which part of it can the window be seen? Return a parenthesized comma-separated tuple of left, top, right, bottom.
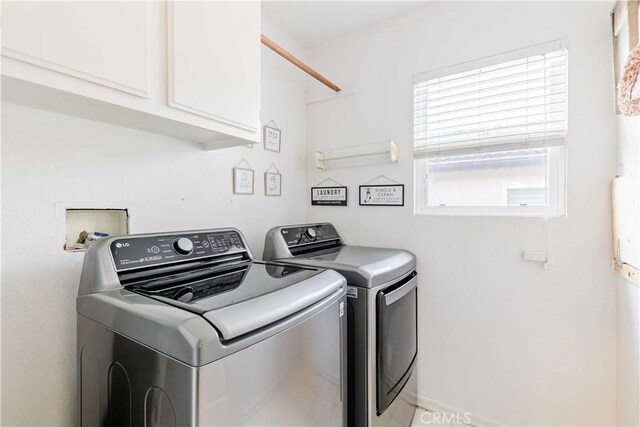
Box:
(414, 41, 567, 216)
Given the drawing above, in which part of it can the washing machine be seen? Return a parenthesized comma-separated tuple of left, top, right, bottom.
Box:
(263, 223, 417, 427)
(77, 228, 347, 426)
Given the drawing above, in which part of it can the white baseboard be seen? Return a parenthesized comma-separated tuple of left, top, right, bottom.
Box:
(416, 396, 504, 427)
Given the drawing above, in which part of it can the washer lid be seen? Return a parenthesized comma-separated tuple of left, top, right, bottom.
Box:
(131, 262, 344, 340)
(279, 245, 416, 288)
(204, 268, 343, 339)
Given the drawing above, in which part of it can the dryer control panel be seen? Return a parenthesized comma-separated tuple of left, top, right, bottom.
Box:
(110, 230, 247, 271)
(281, 224, 340, 247)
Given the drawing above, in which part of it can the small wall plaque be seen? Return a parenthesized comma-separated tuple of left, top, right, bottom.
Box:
(233, 159, 255, 195)
(263, 121, 281, 152)
(264, 163, 282, 196)
(311, 186, 348, 206)
(359, 184, 404, 206)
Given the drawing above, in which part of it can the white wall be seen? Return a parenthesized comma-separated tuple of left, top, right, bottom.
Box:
(0, 19, 307, 426)
(615, 113, 640, 425)
(305, 2, 617, 425)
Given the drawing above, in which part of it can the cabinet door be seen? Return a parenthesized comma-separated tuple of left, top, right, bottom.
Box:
(1, 1, 149, 97)
(168, 1, 260, 132)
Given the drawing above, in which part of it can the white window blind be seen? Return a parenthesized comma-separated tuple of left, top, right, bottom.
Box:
(414, 42, 568, 158)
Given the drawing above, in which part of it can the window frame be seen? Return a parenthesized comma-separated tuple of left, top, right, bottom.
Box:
(413, 41, 568, 217)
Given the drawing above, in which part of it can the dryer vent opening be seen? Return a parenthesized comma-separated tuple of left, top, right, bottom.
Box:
(64, 208, 129, 252)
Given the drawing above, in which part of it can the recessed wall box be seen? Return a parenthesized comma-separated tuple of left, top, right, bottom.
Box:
(65, 209, 129, 252)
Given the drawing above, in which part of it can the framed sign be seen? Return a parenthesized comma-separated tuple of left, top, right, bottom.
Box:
(311, 186, 348, 206)
(263, 122, 281, 152)
(233, 164, 254, 195)
(359, 184, 404, 206)
(265, 172, 282, 196)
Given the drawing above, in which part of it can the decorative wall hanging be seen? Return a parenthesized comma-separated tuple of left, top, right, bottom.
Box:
(359, 175, 404, 206)
(264, 163, 282, 196)
(232, 159, 255, 195)
(612, 0, 639, 113)
(618, 42, 640, 116)
(263, 120, 282, 152)
(311, 178, 348, 206)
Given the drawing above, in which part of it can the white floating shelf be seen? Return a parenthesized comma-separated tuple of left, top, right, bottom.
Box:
(315, 140, 399, 170)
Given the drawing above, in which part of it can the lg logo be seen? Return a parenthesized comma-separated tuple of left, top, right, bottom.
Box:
(115, 242, 130, 248)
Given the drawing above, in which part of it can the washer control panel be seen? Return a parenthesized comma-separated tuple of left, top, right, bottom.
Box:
(110, 230, 247, 271)
(281, 224, 340, 247)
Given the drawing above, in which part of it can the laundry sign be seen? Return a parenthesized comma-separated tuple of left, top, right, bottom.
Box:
(311, 186, 348, 206)
(359, 184, 404, 206)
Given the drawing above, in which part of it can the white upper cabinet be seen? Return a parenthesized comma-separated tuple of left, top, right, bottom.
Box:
(2, 1, 150, 97)
(168, 1, 261, 133)
(1, 1, 261, 149)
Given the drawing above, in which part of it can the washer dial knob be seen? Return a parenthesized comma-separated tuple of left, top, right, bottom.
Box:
(305, 228, 317, 241)
(173, 237, 194, 255)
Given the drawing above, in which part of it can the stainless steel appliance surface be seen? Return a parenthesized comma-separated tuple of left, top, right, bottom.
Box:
(263, 223, 418, 427)
(77, 228, 347, 426)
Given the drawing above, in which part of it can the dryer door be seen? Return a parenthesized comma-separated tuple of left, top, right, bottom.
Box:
(376, 272, 417, 415)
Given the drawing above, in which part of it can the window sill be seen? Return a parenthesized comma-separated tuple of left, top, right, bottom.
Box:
(414, 208, 567, 218)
